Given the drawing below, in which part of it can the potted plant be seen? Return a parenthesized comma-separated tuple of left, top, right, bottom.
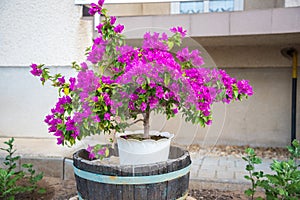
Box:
(29, 0, 253, 199)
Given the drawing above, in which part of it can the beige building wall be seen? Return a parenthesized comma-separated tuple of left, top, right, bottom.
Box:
(244, 0, 285, 10)
(104, 3, 170, 16)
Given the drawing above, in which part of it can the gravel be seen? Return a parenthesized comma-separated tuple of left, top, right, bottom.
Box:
(188, 144, 290, 159)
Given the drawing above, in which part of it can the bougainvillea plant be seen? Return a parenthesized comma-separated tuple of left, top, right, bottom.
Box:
(30, 0, 253, 159)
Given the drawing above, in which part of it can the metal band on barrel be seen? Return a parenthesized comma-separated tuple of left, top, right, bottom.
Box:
(73, 164, 191, 185)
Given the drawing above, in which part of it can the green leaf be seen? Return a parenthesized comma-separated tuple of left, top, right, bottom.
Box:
(244, 189, 254, 196)
(105, 148, 109, 157)
(167, 41, 174, 50)
(246, 164, 254, 171)
(22, 163, 33, 168)
(232, 84, 239, 99)
(252, 157, 262, 164)
(38, 188, 46, 194)
(278, 188, 287, 196)
(164, 73, 170, 86)
(265, 174, 281, 185)
(245, 148, 255, 155)
(33, 172, 44, 182)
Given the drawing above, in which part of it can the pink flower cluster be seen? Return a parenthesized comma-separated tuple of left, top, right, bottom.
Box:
(87, 38, 107, 64)
(89, 0, 104, 15)
(177, 47, 204, 67)
(44, 95, 79, 145)
(72, 64, 116, 126)
(30, 64, 42, 76)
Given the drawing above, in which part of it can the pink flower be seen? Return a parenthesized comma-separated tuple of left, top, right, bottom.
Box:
(190, 49, 204, 66)
(57, 76, 65, 85)
(170, 26, 187, 38)
(130, 94, 138, 101)
(30, 64, 42, 76)
(88, 152, 96, 160)
(110, 16, 116, 25)
(80, 62, 88, 70)
(69, 77, 76, 91)
(176, 47, 190, 62)
(56, 137, 64, 145)
(128, 102, 135, 110)
(87, 145, 96, 159)
(98, 147, 106, 155)
(237, 80, 253, 96)
(104, 113, 110, 120)
(206, 120, 212, 125)
(96, 23, 103, 34)
(114, 24, 124, 33)
(140, 102, 147, 112)
(149, 96, 158, 109)
(98, 0, 105, 6)
(92, 96, 98, 102)
(92, 115, 101, 122)
(173, 108, 178, 114)
(89, 3, 102, 16)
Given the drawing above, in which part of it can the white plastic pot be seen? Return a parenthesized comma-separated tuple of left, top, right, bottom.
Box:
(116, 130, 174, 165)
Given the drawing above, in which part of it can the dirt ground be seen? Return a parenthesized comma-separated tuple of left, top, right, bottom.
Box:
(13, 145, 289, 200)
(13, 177, 76, 200)
(14, 177, 250, 200)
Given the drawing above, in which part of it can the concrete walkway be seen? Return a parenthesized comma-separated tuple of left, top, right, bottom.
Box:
(0, 137, 274, 191)
(189, 151, 273, 190)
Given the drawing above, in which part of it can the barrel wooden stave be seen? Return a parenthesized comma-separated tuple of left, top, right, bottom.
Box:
(73, 146, 191, 200)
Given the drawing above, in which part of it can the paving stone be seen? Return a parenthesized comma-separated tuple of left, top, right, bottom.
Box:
(255, 160, 274, 174)
(190, 164, 200, 178)
(235, 159, 247, 168)
(200, 157, 219, 170)
(198, 168, 216, 180)
(218, 157, 239, 168)
(216, 169, 234, 180)
(234, 171, 248, 181)
(190, 155, 204, 166)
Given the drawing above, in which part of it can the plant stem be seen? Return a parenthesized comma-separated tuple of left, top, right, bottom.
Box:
(248, 163, 255, 200)
(128, 119, 144, 126)
(143, 108, 150, 139)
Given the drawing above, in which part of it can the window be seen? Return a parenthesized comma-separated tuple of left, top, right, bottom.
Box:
(180, 1, 204, 14)
(209, 0, 234, 12)
(171, 0, 243, 14)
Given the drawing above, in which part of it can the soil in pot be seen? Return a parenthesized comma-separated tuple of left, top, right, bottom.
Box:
(120, 134, 168, 141)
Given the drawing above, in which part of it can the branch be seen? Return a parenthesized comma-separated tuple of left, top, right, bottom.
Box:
(128, 119, 144, 126)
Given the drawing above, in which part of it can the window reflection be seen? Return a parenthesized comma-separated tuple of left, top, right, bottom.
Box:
(180, 1, 204, 14)
(179, 0, 235, 14)
(209, 0, 234, 12)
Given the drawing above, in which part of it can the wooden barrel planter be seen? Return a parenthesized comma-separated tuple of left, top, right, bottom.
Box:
(73, 145, 191, 200)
